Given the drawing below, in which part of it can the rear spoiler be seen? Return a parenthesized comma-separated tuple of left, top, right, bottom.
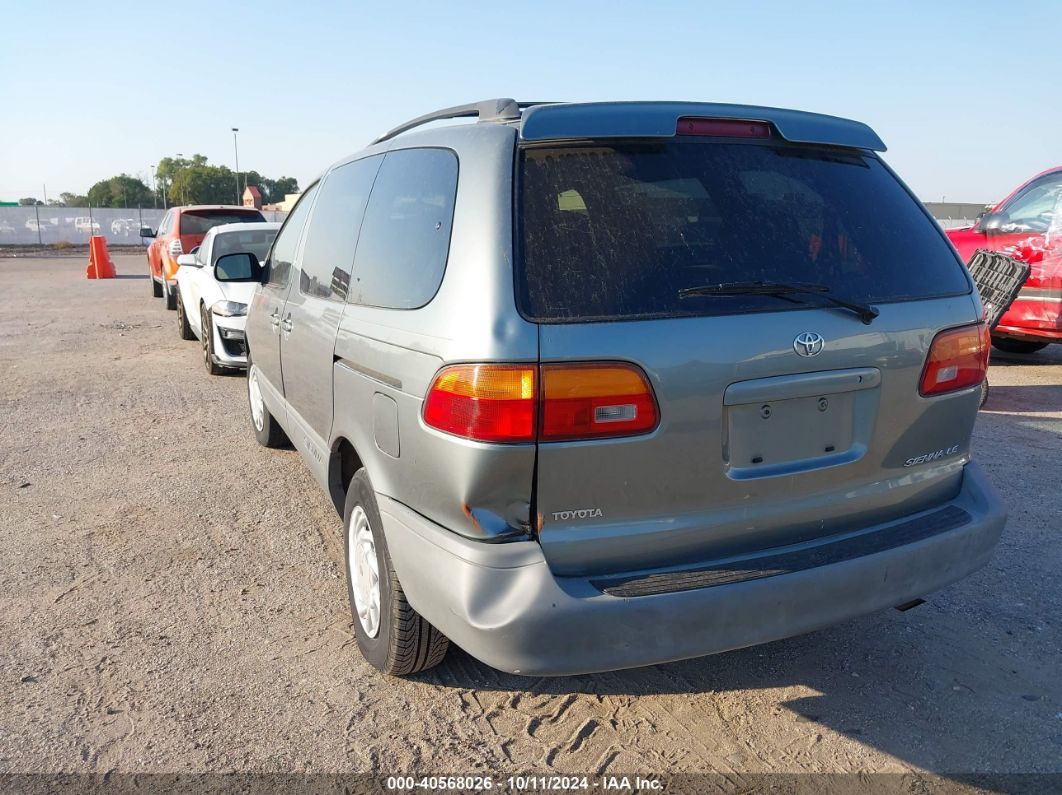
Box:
(519, 102, 887, 152)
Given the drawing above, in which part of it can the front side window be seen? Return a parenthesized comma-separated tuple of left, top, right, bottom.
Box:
(349, 148, 458, 309)
(195, 236, 211, 266)
(298, 155, 382, 301)
(517, 140, 970, 322)
(998, 173, 1062, 233)
(266, 183, 319, 287)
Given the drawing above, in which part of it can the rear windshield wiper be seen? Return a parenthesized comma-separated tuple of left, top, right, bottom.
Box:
(678, 280, 880, 325)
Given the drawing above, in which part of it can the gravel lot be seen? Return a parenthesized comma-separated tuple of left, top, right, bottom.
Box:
(2, 254, 1060, 786)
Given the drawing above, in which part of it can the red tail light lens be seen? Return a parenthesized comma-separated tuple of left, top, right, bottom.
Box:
(423, 365, 536, 443)
(423, 362, 658, 443)
(919, 323, 990, 397)
(541, 364, 658, 441)
(677, 117, 772, 138)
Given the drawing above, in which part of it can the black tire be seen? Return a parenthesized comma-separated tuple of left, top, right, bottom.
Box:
(991, 337, 1048, 354)
(176, 289, 195, 340)
(201, 306, 224, 375)
(246, 357, 290, 448)
(152, 275, 163, 297)
(979, 379, 989, 408)
(163, 278, 177, 310)
(344, 469, 449, 676)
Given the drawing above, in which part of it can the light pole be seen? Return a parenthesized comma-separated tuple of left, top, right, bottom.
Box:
(149, 165, 157, 209)
(231, 127, 241, 205)
(174, 152, 185, 206)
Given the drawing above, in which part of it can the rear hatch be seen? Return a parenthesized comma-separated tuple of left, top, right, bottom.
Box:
(517, 128, 982, 576)
(178, 209, 265, 253)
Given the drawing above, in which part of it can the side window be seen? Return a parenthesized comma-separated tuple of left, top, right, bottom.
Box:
(1000, 174, 1062, 233)
(350, 148, 458, 309)
(195, 236, 210, 266)
(158, 211, 173, 235)
(298, 155, 382, 301)
(266, 183, 319, 287)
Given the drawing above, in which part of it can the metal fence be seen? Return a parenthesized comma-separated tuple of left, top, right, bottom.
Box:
(0, 206, 288, 246)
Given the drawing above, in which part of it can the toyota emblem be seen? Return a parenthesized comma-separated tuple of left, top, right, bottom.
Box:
(793, 332, 825, 357)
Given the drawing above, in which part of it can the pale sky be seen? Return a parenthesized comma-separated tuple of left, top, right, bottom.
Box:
(2, 0, 1059, 204)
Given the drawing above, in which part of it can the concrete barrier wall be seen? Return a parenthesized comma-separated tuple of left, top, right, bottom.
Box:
(0, 207, 288, 246)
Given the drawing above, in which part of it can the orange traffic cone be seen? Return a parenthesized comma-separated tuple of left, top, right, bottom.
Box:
(86, 235, 116, 279)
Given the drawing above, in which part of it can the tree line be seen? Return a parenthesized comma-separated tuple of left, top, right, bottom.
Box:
(17, 155, 299, 208)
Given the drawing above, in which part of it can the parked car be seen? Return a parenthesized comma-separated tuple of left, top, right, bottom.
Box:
(947, 166, 1062, 353)
(224, 99, 1005, 677)
(74, 217, 101, 234)
(110, 218, 141, 236)
(173, 222, 281, 374)
(140, 205, 266, 309)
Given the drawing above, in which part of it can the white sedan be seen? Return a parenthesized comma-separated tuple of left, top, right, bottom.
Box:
(174, 222, 280, 374)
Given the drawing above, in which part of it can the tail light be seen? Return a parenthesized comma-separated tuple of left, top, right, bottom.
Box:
(540, 364, 657, 441)
(919, 323, 990, 397)
(168, 239, 183, 259)
(423, 362, 658, 444)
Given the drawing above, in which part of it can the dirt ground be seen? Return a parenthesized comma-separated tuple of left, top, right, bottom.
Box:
(1, 255, 1060, 786)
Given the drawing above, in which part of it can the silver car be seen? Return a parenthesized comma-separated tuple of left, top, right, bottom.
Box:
(220, 100, 1006, 677)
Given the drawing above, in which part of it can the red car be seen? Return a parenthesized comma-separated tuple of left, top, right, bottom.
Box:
(947, 167, 1062, 353)
(141, 205, 266, 309)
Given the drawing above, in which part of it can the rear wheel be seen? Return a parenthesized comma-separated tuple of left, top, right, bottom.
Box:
(176, 289, 195, 340)
(991, 337, 1048, 354)
(201, 306, 224, 375)
(344, 469, 448, 676)
(247, 359, 289, 448)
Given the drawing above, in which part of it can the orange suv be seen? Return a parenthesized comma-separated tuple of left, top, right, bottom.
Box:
(141, 205, 266, 309)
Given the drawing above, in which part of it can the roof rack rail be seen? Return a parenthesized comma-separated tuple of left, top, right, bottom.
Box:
(371, 99, 557, 145)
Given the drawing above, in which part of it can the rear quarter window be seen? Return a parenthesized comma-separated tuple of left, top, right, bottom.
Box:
(349, 147, 458, 310)
(517, 141, 970, 322)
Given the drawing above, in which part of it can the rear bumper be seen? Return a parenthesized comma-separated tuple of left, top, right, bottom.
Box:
(379, 462, 1006, 676)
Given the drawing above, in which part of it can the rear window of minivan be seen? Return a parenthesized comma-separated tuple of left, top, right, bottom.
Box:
(516, 141, 970, 322)
(180, 210, 265, 235)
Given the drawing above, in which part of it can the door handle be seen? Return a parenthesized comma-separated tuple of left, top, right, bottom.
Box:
(280, 313, 293, 333)
(269, 310, 281, 332)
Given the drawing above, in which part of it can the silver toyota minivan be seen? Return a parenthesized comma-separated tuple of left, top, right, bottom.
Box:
(219, 100, 1007, 677)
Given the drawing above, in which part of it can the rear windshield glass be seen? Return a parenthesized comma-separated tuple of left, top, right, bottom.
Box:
(517, 141, 969, 322)
(180, 210, 264, 235)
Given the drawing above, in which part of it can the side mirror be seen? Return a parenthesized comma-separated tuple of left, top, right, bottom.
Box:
(979, 212, 1006, 235)
(214, 252, 263, 283)
(176, 254, 198, 268)
(139, 226, 156, 238)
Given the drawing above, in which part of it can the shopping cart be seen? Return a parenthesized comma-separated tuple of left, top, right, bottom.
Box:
(964, 249, 1031, 406)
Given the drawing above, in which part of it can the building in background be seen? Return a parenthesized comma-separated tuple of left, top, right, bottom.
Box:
(924, 201, 990, 230)
(262, 192, 301, 212)
(242, 185, 262, 210)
